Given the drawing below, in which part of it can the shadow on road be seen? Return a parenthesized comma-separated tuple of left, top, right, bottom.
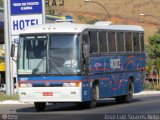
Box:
(16, 98, 142, 113)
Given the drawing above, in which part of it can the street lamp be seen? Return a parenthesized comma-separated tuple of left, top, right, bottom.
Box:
(139, 13, 160, 26)
(85, 0, 111, 21)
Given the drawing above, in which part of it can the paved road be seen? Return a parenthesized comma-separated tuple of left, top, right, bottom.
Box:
(0, 95, 160, 120)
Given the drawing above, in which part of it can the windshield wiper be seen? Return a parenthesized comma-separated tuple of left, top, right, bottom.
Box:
(32, 56, 64, 75)
(48, 56, 64, 76)
(32, 57, 46, 74)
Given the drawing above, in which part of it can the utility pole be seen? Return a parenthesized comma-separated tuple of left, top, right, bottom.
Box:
(4, 0, 46, 96)
(4, 0, 13, 95)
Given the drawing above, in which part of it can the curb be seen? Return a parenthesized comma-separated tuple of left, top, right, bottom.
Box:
(0, 100, 33, 104)
(134, 91, 160, 96)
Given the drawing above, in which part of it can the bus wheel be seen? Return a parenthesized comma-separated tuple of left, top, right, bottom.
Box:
(124, 80, 134, 103)
(34, 102, 46, 112)
(85, 84, 98, 108)
(115, 80, 134, 103)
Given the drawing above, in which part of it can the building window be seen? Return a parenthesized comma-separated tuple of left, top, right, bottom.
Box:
(0, 29, 4, 44)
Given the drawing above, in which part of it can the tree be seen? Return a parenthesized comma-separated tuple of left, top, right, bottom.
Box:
(148, 31, 160, 58)
(147, 32, 160, 88)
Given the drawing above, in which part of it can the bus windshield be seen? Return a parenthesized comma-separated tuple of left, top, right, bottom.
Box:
(18, 34, 81, 75)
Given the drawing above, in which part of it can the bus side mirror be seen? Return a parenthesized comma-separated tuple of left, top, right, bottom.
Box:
(83, 44, 89, 58)
(83, 44, 89, 73)
(11, 44, 15, 57)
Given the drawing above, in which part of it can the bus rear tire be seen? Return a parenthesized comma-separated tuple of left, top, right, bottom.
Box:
(125, 80, 134, 103)
(115, 80, 133, 104)
(34, 102, 46, 112)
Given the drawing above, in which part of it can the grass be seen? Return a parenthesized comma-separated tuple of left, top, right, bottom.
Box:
(0, 93, 19, 101)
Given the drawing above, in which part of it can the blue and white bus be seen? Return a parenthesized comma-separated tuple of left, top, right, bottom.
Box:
(17, 22, 145, 111)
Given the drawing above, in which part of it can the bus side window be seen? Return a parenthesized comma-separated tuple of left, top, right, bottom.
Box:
(117, 32, 124, 52)
(108, 31, 116, 52)
(98, 31, 107, 53)
(133, 33, 140, 52)
(89, 31, 98, 53)
(125, 32, 132, 52)
(140, 33, 144, 52)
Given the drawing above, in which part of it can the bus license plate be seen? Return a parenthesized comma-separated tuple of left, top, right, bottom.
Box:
(42, 92, 53, 96)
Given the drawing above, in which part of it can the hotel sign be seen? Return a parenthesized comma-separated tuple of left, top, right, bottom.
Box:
(11, 0, 43, 15)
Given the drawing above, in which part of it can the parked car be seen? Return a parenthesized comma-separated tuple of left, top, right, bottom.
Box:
(0, 84, 6, 92)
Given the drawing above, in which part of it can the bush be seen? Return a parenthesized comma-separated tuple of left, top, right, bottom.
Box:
(145, 81, 153, 90)
(153, 84, 160, 91)
(145, 81, 160, 91)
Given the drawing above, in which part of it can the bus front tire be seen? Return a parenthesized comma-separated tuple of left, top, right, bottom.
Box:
(85, 84, 98, 108)
(77, 84, 98, 109)
(34, 102, 46, 112)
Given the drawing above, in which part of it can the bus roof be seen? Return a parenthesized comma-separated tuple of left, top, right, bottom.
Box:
(21, 22, 144, 34)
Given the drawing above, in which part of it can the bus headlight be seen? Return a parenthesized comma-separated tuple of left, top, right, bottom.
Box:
(63, 82, 80, 87)
(19, 83, 32, 88)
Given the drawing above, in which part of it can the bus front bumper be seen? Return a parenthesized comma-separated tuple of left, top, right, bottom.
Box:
(18, 87, 82, 102)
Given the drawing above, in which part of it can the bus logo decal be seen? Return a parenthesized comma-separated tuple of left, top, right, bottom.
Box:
(110, 59, 121, 69)
(94, 62, 102, 70)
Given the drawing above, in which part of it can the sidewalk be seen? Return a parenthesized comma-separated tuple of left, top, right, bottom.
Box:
(134, 90, 160, 96)
(0, 100, 26, 104)
(0, 91, 159, 104)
